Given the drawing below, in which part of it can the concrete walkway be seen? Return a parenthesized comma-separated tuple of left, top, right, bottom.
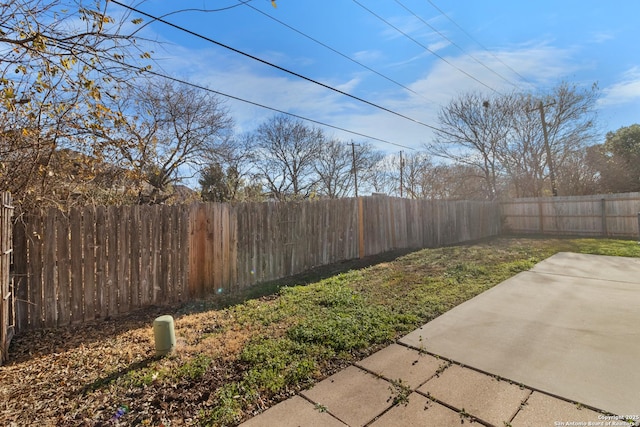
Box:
(240, 253, 640, 427)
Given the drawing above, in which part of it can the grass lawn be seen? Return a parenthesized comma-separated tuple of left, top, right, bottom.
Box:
(1, 237, 639, 426)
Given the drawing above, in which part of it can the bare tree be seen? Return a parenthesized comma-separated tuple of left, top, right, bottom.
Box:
(97, 79, 234, 203)
(431, 83, 599, 199)
(401, 151, 434, 199)
(509, 82, 599, 197)
(314, 140, 382, 198)
(498, 99, 547, 197)
(369, 154, 399, 196)
(429, 92, 515, 199)
(250, 115, 324, 200)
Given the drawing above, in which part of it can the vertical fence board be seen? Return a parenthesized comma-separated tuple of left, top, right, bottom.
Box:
(168, 206, 178, 302)
(95, 206, 107, 319)
(28, 213, 45, 329)
(214, 204, 224, 293)
(228, 205, 238, 293)
(221, 204, 230, 293)
(0, 193, 13, 364)
(107, 207, 118, 317)
(69, 208, 83, 324)
(179, 205, 190, 300)
(43, 208, 57, 328)
(55, 211, 70, 327)
(118, 207, 130, 313)
(159, 206, 171, 303)
(129, 205, 140, 308)
(83, 207, 96, 322)
(139, 206, 151, 305)
(150, 205, 161, 303)
(12, 220, 27, 333)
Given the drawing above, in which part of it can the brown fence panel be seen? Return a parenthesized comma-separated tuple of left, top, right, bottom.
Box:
(95, 206, 107, 320)
(501, 193, 640, 237)
(1, 192, 14, 365)
(12, 218, 27, 333)
(10, 196, 501, 334)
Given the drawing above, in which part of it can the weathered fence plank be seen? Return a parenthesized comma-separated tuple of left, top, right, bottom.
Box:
(139, 206, 151, 305)
(28, 213, 43, 329)
(107, 207, 118, 317)
(129, 205, 140, 309)
(11, 196, 502, 333)
(12, 218, 27, 333)
(0, 192, 13, 364)
(501, 193, 640, 237)
(43, 208, 57, 328)
(83, 207, 96, 322)
(95, 206, 107, 320)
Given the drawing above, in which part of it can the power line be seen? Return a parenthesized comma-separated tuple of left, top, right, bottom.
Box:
(351, 0, 502, 95)
(135, 1, 439, 104)
(109, 0, 455, 138)
(426, 0, 532, 85)
(239, 0, 437, 104)
(130, 0, 254, 37)
(392, 0, 520, 89)
(106, 56, 418, 150)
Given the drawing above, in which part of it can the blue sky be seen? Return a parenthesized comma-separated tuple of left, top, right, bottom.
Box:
(113, 0, 640, 153)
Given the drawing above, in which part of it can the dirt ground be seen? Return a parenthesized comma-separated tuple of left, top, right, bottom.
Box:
(0, 250, 412, 426)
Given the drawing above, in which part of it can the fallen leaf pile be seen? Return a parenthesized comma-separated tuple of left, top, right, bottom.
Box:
(0, 304, 253, 426)
(0, 249, 439, 426)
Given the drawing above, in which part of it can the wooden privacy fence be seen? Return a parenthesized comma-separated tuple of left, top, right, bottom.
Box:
(501, 192, 640, 238)
(13, 205, 190, 332)
(172, 197, 501, 297)
(1, 192, 14, 365)
(13, 196, 501, 332)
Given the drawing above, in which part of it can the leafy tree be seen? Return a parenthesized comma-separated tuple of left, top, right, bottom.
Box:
(199, 163, 236, 202)
(0, 0, 149, 209)
(596, 124, 640, 193)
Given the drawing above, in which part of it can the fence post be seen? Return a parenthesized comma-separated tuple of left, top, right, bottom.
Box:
(1, 192, 14, 365)
(538, 200, 544, 234)
(358, 197, 365, 259)
(637, 212, 640, 243)
(601, 198, 608, 237)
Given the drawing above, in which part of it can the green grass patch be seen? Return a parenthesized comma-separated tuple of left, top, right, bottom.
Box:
(175, 354, 212, 382)
(116, 237, 640, 426)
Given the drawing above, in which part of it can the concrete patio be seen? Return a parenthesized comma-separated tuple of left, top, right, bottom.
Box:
(240, 252, 640, 426)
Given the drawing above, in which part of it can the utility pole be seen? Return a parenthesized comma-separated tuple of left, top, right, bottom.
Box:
(399, 150, 405, 198)
(351, 141, 359, 197)
(537, 101, 558, 196)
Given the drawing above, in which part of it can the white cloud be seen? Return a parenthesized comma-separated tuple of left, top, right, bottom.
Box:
(127, 23, 598, 154)
(590, 31, 615, 44)
(401, 42, 582, 103)
(352, 49, 384, 63)
(598, 67, 640, 106)
(427, 40, 451, 53)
